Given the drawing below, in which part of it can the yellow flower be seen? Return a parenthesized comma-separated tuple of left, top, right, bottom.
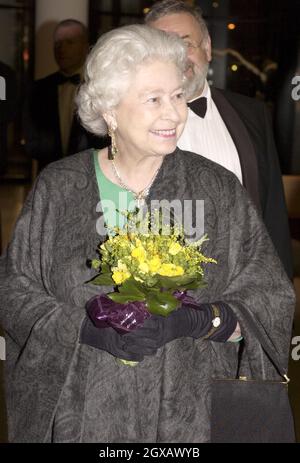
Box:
(135, 238, 142, 247)
(112, 270, 131, 285)
(139, 262, 149, 274)
(148, 256, 161, 273)
(116, 260, 128, 272)
(131, 246, 146, 262)
(168, 242, 182, 256)
(158, 263, 184, 277)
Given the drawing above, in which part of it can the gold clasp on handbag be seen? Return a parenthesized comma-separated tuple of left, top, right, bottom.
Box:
(238, 375, 290, 384)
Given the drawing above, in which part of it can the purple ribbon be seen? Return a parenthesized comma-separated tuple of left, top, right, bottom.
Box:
(86, 291, 199, 335)
(86, 294, 151, 334)
(173, 290, 199, 309)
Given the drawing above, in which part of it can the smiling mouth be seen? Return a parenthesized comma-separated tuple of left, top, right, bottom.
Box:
(150, 129, 176, 138)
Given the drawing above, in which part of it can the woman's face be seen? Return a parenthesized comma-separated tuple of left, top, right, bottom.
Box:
(113, 60, 188, 160)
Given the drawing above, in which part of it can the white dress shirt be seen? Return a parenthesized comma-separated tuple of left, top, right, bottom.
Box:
(178, 80, 243, 184)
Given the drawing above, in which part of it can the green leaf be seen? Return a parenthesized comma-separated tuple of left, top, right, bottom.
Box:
(89, 273, 114, 286)
(146, 291, 180, 316)
(183, 280, 207, 290)
(101, 263, 111, 273)
(119, 279, 147, 298)
(145, 277, 159, 288)
(107, 292, 144, 303)
(156, 274, 198, 289)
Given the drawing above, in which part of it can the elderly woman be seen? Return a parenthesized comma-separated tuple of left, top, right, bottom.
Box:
(0, 25, 295, 443)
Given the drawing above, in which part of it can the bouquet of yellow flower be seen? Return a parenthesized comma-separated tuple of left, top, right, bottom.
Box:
(86, 210, 216, 350)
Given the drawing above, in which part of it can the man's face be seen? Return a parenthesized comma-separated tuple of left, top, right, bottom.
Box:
(54, 24, 89, 75)
(149, 12, 212, 99)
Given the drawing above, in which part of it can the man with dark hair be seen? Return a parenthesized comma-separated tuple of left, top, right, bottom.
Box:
(146, 0, 293, 278)
(24, 19, 106, 172)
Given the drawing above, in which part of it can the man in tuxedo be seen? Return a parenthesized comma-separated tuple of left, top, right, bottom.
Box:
(24, 19, 106, 172)
(146, 0, 293, 279)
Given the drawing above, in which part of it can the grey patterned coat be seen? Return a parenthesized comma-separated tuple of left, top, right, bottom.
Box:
(0, 148, 295, 442)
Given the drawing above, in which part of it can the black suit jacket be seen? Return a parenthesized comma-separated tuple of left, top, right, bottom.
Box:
(211, 87, 293, 278)
(23, 72, 108, 169)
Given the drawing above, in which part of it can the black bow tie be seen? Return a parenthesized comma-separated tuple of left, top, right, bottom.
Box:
(187, 97, 207, 118)
(56, 73, 81, 86)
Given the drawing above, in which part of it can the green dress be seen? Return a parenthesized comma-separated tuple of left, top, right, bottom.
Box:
(93, 150, 135, 232)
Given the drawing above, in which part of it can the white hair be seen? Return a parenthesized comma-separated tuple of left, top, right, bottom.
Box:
(77, 24, 188, 136)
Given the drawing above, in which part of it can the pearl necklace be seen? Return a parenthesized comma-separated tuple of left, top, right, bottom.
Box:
(111, 159, 161, 208)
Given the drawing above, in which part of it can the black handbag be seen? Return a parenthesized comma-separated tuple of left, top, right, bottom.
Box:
(210, 305, 296, 443)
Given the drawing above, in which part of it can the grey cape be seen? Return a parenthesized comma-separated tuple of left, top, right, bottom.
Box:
(0, 148, 295, 442)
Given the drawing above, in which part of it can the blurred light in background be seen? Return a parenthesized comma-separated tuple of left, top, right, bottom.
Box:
(227, 23, 236, 30)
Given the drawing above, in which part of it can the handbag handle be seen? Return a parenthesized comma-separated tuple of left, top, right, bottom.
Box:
(234, 301, 290, 382)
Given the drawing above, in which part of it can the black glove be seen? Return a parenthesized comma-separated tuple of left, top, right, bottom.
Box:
(79, 316, 144, 361)
(122, 302, 237, 357)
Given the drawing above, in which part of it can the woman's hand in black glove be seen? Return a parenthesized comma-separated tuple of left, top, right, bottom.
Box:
(80, 316, 144, 361)
(80, 302, 238, 360)
(122, 305, 212, 357)
(122, 302, 238, 358)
